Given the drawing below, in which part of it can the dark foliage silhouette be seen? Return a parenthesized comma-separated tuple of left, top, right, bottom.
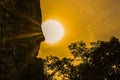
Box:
(44, 37, 120, 80)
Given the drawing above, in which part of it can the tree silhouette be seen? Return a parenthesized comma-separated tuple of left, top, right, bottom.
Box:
(44, 37, 120, 80)
(89, 37, 120, 80)
(43, 56, 73, 80)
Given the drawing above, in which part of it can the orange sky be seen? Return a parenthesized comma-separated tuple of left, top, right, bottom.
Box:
(38, 0, 120, 58)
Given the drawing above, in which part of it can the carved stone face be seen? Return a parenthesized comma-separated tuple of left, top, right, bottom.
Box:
(1, 0, 44, 58)
(0, 0, 44, 79)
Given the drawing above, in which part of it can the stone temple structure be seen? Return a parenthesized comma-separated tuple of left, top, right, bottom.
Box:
(0, 0, 45, 80)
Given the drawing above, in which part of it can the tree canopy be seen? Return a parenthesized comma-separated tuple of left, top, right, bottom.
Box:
(43, 37, 120, 80)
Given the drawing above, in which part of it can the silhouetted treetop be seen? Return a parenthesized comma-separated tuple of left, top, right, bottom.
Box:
(44, 37, 120, 80)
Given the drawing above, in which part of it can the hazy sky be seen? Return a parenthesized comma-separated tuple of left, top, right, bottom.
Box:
(38, 0, 120, 58)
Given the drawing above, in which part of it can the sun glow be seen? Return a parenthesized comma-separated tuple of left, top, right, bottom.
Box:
(42, 20, 64, 44)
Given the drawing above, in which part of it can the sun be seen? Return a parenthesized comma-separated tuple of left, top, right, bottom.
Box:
(42, 20, 64, 44)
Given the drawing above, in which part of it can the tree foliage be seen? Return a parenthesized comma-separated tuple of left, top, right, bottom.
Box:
(44, 37, 120, 80)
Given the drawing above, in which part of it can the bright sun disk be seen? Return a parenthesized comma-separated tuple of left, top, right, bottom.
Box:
(42, 20, 64, 44)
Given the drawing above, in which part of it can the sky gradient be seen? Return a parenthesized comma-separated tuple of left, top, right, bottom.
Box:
(38, 0, 120, 58)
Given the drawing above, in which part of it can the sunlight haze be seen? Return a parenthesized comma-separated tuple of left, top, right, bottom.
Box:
(38, 0, 120, 58)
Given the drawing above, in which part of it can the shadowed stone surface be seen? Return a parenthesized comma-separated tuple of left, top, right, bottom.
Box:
(0, 0, 44, 80)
